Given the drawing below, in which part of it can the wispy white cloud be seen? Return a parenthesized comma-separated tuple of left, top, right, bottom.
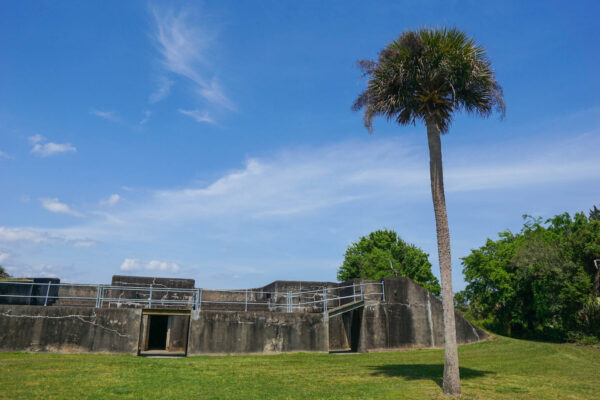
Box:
(178, 109, 215, 124)
(0, 252, 9, 263)
(120, 258, 180, 272)
(2, 131, 598, 287)
(0, 227, 57, 244)
(149, 76, 174, 104)
(99, 194, 121, 207)
(150, 5, 233, 118)
(40, 198, 84, 217)
(139, 110, 152, 125)
(29, 135, 76, 157)
(90, 109, 119, 122)
(0, 150, 10, 159)
(5, 263, 60, 279)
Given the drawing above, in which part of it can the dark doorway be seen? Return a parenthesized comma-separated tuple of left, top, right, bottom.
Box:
(350, 308, 362, 352)
(147, 315, 169, 350)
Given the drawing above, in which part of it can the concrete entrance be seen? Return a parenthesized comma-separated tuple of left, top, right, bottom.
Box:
(328, 305, 364, 353)
(139, 310, 190, 356)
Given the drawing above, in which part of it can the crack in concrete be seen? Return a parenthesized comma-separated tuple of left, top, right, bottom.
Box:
(0, 310, 131, 338)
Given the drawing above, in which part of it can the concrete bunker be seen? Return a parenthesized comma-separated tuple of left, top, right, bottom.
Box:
(0, 276, 487, 355)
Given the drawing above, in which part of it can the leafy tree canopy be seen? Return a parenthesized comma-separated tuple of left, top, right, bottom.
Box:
(0, 265, 9, 279)
(458, 206, 600, 342)
(337, 229, 441, 296)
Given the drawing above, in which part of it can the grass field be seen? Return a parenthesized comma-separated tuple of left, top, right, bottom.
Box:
(0, 336, 598, 400)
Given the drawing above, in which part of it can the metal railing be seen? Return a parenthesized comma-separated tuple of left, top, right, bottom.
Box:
(0, 280, 385, 314)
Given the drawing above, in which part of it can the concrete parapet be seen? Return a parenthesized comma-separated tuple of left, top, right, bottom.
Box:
(0, 305, 141, 353)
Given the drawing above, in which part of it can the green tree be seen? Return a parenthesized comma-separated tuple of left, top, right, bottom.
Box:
(460, 211, 600, 342)
(353, 27, 504, 396)
(589, 205, 600, 221)
(0, 265, 8, 279)
(337, 229, 441, 296)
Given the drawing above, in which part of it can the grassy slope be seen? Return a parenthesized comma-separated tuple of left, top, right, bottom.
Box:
(0, 336, 598, 400)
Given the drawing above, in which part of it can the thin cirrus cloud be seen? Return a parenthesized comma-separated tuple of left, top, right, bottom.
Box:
(0, 226, 94, 248)
(150, 5, 234, 123)
(89, 109, 119, 122)
(74, 132, 600, 231)
(0, 132, 598, 286)
(120, 258, 180, 273)
(28, 134, 76, 157)
(99, 194, 121, 207)
(178, 109, 214, 124)
(3, 133, 598, 247)
(149, 76, 174, 104)
(139, 110, 152, 125)
(40, 198, 84, 217)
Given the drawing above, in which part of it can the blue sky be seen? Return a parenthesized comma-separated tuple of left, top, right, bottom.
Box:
(0, 1, 598, 290)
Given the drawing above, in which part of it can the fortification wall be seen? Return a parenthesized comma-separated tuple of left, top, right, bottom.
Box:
(188, 310, 328, 354)
(355, 277, 486, 352)
(0, 305, 140, 353)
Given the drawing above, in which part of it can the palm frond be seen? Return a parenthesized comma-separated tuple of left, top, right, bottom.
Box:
(353, 27, 505, 133)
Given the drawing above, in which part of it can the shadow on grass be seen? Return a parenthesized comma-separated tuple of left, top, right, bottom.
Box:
(370, 364, 492, 389)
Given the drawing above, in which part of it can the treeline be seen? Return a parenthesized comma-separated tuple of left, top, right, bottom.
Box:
(456, 205, 600, 343)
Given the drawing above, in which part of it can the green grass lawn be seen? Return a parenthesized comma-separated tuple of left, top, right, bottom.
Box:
(0, 336, 598, 399)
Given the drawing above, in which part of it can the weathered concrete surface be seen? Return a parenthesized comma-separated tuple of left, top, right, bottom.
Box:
(106, 275, 195, 309)
(0, 305, 141, 353)
(111, 275, 195, 289)
(188, 310, 328, 354)
(352, 277, 486, 352)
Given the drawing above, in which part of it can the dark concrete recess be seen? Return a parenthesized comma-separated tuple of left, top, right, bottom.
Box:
(188, 310, 328, 354)
(0, 305, 140, 353)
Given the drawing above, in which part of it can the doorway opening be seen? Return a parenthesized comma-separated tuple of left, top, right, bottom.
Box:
(139, 310, 190, 356)
(328, 307, 363, 353)
(147, 315, 169, 350)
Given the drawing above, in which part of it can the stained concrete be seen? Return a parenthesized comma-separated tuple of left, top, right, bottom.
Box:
(352, 277, 486, 352)
(0, 276, 486, 355)
(0, 305, 140, 353)
(188, 310, 328, 354)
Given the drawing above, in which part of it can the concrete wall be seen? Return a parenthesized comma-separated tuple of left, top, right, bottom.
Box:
(353, 278, 486, 352)
(0, 305, 141, 353)
(0, 277, 486, 355)
(187, 310, 328, 354)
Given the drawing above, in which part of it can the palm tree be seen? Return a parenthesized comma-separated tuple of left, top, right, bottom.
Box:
(353, 27, 505, 396)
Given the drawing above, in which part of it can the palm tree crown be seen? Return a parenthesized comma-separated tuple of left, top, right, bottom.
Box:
(353, 27, 505, 133)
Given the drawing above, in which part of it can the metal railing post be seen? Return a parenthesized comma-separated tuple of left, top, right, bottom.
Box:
(360, 282, 364, 300)
(95, 285, 102, 308)
(323, 287, 328, 314)
(245, 289, 248, 312)
(43, 282, 51, 306)
(148, 285, 153, 308)
(287, 291, 292, 313)
(381, 281, 386, 301)
(198, 288, 203, 312)
(353, 283, 356, 301)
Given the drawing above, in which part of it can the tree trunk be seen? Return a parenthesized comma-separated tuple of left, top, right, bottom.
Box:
(426, 117, 461, 396)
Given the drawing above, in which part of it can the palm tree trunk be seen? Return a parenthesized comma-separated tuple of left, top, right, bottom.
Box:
(426, 117, 461, 396)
